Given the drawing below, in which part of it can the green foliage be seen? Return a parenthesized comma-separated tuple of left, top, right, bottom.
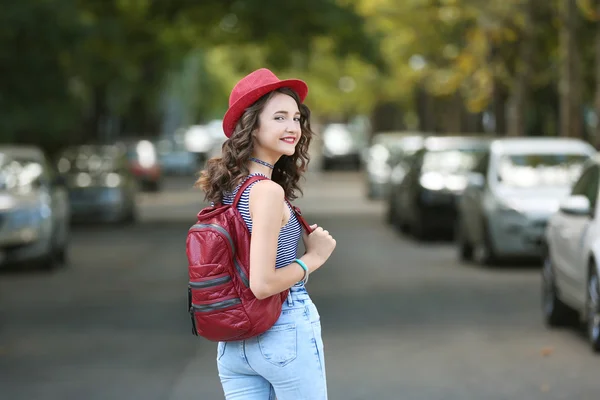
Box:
(4, 0, 600, 144)
(0, 0, 81, 144)
(0, 0, 381, 148)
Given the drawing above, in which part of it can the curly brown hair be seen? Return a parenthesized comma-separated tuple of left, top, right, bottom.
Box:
(195, 87, 314, 204)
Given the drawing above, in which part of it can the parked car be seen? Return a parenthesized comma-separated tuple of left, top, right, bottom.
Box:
(388, 136, 491, 238)
(156, 137, 198, 176)
(543, 155, 600, 352)
(385, 144, 425, 224)
(364, 132, 424, 199)
(184, 122, 225, 167)
(119, 139, 162, 192)
(321, 123, 367, 170)
(57, 145, 138, 224)
(457, 137, 595, 265)
(204, 119, 228, 159)
(0, 145, 70, 269)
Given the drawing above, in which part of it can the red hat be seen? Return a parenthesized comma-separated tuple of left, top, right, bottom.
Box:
(222, 68, 308, 138)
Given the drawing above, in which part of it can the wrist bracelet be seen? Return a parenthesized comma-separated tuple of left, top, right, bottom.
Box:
(293, 258, 309, 285)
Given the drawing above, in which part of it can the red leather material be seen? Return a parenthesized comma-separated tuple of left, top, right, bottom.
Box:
(289, 203, 314, 234)
(186, 176, 312, 342)
(190, 277, 237, 303)
(194, 304, 250, 341)
(188, 263, 226, 280)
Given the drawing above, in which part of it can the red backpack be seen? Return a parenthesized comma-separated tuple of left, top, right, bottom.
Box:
(186, 175, 312, 342)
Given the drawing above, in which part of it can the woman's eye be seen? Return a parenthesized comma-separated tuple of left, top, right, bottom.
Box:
(293, 117, 301, 122)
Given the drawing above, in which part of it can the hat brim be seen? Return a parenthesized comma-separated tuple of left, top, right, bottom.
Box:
(222, 79, 308, 138)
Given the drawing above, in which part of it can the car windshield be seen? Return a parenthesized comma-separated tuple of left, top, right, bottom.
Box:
(422, 148, 486, 174)
(0, 153, 44, 191)
(373, 135, 404, 147)
(58, 146, 122, 174)
(496, 153, 589, 188)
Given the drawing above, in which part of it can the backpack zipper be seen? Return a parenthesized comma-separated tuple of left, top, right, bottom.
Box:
(192, 298, 242, 312)
(188, 287, 199, 336)
(189, 275, 231, 289)
(190, 223, 250, 287)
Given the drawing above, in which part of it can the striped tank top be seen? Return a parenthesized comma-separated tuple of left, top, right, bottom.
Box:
(222, 173, 303, 270)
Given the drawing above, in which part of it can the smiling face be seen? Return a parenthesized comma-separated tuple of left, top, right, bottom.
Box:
(252, 92, 301, 163)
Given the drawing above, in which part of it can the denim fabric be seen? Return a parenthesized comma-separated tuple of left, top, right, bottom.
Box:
(217, 285, 327, 400)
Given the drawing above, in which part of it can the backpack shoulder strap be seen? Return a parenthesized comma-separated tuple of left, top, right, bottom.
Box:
(233, 174, 314, 234)
(287, 201, 314, 234)
(232, 175, 268, 208)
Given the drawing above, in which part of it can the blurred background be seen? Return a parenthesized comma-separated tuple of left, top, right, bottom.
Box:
(4, 1, 600, 399)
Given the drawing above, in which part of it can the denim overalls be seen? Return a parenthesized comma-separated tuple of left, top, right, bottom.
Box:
(217, 284, 327, 400)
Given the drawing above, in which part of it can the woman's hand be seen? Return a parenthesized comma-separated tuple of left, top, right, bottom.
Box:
(303, 224, 336, 271)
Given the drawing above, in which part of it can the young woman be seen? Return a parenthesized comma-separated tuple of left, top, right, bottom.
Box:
(196, 68, 336, 399)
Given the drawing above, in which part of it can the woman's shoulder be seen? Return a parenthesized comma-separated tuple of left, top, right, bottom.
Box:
(227, 173, 266, 193)
(248, 178, 284, 200)
(226, 173, 281, 199)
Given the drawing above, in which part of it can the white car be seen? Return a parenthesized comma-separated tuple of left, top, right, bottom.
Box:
(364, 133, 423, 199)
(543, 155, 600, 352)
(0, 146, 70, 269)
(321, 123, 366, 170)
(184, 122, 226, 166)
(457, 137, 595, 264)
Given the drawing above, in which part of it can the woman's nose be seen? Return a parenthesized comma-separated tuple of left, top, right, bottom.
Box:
(286, 120, 300, 133)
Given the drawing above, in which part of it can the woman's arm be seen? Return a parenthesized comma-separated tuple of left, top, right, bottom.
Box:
(247, 180, 321, 299)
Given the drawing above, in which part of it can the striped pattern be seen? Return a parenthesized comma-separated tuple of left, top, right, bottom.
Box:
(222, 173, 302, 269)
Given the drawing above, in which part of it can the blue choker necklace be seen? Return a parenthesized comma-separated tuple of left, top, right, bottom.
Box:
(250, 157, 274, 170)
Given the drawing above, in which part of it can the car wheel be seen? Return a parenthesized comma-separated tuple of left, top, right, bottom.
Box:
(393, 204, 410, 234)
(148, 181, 161, 192)
(41, 238, 64, 271)
(412, 211, 429, 240)
(474, 220, 497, 266)
(367, 183, 376, 200)
(354, 158, 362, 171)
(57, 242, 68, 266)
(120, 205, 137, 225)
(456, 219, 474, 262)
(586, 267, 600, 352)
(542, 252, 576, 327)
(386, 194, 397, 225)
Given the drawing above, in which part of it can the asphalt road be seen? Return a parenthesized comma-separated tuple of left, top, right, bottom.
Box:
(1, 172, 599, 400)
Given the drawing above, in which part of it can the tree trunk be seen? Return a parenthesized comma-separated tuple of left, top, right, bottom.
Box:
(439, 93, 462, 133)
(121, 59, 161, 138)
(462, 109, 484, 133)
(415, 86, 436, 132)
(493, 81, 508, 135)
(559, 0, 583, 138)
(508, 0, 535, 136)
(370, 101, 405, 133)
(83, 86, 108, 143)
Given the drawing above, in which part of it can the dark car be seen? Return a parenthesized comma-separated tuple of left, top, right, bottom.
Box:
(57, 145, 138, 224)
(388, 136, 491, 239)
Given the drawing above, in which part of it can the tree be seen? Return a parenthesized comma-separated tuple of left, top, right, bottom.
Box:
(0, 0, 382, 151)
(559, 0, 584, 138)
